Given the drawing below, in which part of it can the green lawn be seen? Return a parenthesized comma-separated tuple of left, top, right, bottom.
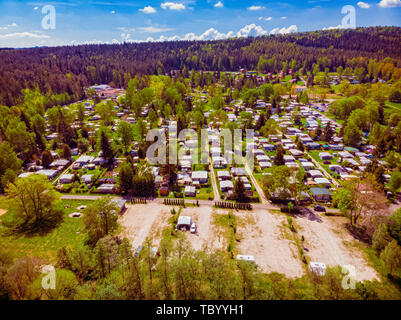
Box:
(0, 200, 92, 263)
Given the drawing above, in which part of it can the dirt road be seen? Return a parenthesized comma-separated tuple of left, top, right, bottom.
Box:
(209, 157, 221, 201)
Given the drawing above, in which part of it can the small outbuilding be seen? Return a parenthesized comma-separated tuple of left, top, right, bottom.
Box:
(177, 216, 193, 231)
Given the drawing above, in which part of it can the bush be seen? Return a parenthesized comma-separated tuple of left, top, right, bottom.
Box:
(280, 207, 301, 214)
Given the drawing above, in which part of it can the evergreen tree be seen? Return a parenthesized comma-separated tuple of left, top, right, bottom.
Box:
(100, 130, 113, 161)
(62, 144, 72, 159)
(322, 122, 334, 142)
(274, 145, 285, 166)
(41, 150, 53, 168)
(119, 162, 134, 194)
(233, 178, 249, 203)
(255, 114, 266, 131)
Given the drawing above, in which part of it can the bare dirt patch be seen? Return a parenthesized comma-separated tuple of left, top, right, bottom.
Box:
(119, 203, 173, 249)
(179, 206, 227, 251)
(0, 209, 6, 217)
(294, 214, 379, 282)
(235, 209, 305, 278)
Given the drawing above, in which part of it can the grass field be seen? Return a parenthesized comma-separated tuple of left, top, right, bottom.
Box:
(0, 200, 92, 263)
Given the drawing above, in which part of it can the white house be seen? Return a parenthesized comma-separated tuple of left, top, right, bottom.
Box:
(220, 180, 234, 193)
(185, 186, 196, 197)
(191, 171, 208, 184)
(59, 174, 74, 184)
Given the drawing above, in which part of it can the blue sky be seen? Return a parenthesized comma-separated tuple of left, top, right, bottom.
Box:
(0, 0, 400, 47)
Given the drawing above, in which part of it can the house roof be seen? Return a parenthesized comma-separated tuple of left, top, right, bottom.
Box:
(220, 180, 234, 189)
(177, 216, 192, 226)
(310, 188, 332, 196)
(191, 171, 208, 179)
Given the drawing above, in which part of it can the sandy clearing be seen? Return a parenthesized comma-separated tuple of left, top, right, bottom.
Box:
(0, 209, 6, 217)
(236, 209, 305, 278)
(119, 203, 173, 249)
(294, 214, 379, 282)
(180, 206, 226, 251)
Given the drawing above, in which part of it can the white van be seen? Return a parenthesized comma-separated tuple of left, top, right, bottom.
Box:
(236, 255, 256, 264)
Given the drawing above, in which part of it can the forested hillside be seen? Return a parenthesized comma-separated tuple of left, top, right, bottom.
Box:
(0, 26, 400, 106)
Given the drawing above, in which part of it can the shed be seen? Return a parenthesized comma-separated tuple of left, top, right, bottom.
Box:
(220, 180, 234, 192)
(97, 184, 116, 194)
(309, 262, 326, 276)
(217, 171, 232, 181)
(319, 152, 332, 160)
(191, 171, 208, 184)
(59, 174, 74, 184)
(177, 216, 193, 231)
(314, 177, 331, 187)
(185, 186, 196, 197)
(81, 174, 93, 184)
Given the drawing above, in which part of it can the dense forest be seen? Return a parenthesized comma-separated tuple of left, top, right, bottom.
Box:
(0, 26, 401, 106)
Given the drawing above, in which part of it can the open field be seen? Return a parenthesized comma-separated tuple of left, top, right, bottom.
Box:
(181, 207, 227, 251)
(233, 208, 379, 281)
(119, 203, 173, 249)
(119, 204, 382, 280)
(235, 209, 305, 278)
(0, 200, 91, 263)
(293, 213, 379, 282)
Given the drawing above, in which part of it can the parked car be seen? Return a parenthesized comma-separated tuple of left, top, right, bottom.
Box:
(314, 205, 326, 212)
(190, 223, 197, 234)
(323, 160, 331, 164)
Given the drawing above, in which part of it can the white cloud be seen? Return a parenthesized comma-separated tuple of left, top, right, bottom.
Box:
(0, 32, 50, 39)
(248, 6, 264, 11)
(111, 10, 115, 14)
(121, 33, 131, 42)
(322, 25, 342, 30)
(0, 22, 18, 30)
(214, 1, 224, 8)
(258, 16, 272, 21)
(281, 16, 288, 19)
(34, 6, 39, 10)
(139, 6, 156, 14)
(357, 2, 371, 8)
(129, 24, 268, 43)
(237, 24, 267, 37)
(198, 28, 224, 40)
(378, 0, 401, 8)
(137, 26, 175, 33)
(161, 2, 186, 10)
(269, 25, 298, 35)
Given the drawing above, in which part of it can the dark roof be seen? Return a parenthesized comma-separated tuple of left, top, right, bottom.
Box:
(310, 188, 332, 196)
